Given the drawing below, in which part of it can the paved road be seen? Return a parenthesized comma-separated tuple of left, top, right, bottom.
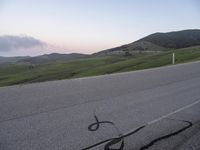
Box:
(0, 61, 200, 150)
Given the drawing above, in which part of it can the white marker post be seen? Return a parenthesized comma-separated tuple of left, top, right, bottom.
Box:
(172, 53, 175, 65)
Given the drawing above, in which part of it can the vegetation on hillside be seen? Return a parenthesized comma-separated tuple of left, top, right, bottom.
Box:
(0, 46, 200, 87)
(139, 29, 200, 49)
(93, 29, 200, 56)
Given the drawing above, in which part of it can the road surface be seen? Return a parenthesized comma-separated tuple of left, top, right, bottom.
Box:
(0, 61, 200, 150)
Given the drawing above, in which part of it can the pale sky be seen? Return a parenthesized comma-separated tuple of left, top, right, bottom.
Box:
(0, 0, 200, 56)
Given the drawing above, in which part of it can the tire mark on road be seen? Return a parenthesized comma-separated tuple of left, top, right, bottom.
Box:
(87, 113, 124, 150)
(139, 119, 193, 150)
(82, 113, 145, 150)
(82, 97, 200, 150)
(83, 117, 193, 150)
(88, 114, 115, 132)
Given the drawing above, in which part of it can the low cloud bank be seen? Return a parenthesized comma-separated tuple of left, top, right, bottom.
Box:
(0, 35, 45, 51)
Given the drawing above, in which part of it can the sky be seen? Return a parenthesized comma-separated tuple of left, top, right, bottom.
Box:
(0, 0, 200, 56)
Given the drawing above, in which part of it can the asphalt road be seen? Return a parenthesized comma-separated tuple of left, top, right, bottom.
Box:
(0, 61, 200, 150)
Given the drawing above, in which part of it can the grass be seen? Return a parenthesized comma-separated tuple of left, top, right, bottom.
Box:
(0, 46, 200, 87)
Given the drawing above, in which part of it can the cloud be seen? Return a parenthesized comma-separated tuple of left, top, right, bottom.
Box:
(0, 35, 45, 51)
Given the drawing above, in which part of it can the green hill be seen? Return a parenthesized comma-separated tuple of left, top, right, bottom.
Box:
(139, 29, 200, 49)
(0, 53, 88, 64)
(0, 46, 200, 87)
(93, 29, 200, 56)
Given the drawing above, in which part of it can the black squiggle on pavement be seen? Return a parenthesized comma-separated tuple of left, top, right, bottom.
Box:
(104, 137, 124, 150)
(139, 119, 193, 150)
(87, 114, 124, 150)
(83, 113, 146, 150)
(83, 114, 192, 150)
(88, 114, 115, 131)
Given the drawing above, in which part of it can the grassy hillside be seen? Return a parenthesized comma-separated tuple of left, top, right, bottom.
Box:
(93, 41, 167, 56)
(139, 29, 200, 49)
(0, 46, 200, 87)
(93, 29, 200, 56)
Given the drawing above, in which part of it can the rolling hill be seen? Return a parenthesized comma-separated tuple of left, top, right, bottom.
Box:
(1, 29, 200, 64)
(139, 29, 200, 48)
(93, 41, 166, 56)
(18, 53, 88, 64)
(0, 56, 30, 64)
(0, 53, 88, 64)
(1, 29, 200, 86)
(93, 29, 200, 56)
(0, 45, 200, 87)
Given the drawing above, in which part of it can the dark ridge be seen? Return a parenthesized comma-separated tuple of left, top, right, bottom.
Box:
(18, 53, 88, 64)
(93, 29, 200, 56)
(138, 29, 200, 49)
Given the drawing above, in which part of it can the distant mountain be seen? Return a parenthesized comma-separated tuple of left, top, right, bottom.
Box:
(0, 56, 30, 64)
(19, 53, 88, 64)
(1, 29, 200, 62)
(94, 29, 200, 56)
(0, 53, 88, 64)
(138, 29, 200, 49)
(93, 41, 166, 56)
